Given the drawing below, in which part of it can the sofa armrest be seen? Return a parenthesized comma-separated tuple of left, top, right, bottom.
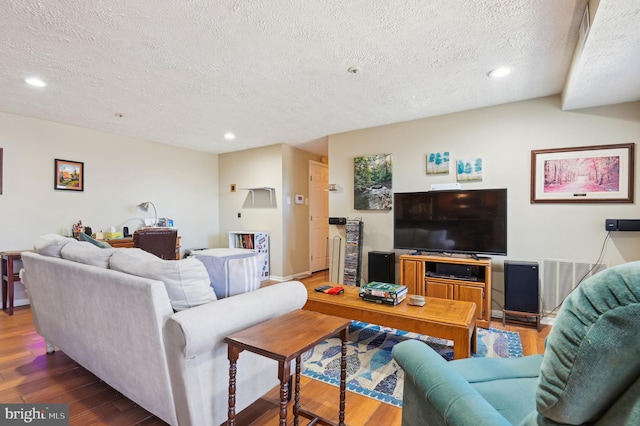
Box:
(163, 280, 308, 426)
(165, 280, 307, 359)
(392, 340, 512, 426)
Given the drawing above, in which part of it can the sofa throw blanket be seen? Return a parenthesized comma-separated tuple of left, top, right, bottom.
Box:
(191, 249, 260, 298)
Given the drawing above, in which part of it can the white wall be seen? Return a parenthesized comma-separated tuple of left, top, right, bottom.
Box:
(218, 144, 322, 280)
(218, 144, 284, 277)
(0, 112, 219, 304)
(328, 96, 640, 308)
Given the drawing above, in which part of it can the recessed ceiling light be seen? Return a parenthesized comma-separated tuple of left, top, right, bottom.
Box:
(25, 77, 46, 87)
(488, 67, 512, 78)
(224, 132, 236, 140)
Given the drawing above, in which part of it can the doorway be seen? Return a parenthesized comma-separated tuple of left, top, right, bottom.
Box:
(308, 161, 329, 272)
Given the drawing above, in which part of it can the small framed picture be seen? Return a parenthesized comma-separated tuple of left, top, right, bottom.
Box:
(426, 151, 450, 175)
(456, 157, 483, 182)
(55, 159, 84, 191)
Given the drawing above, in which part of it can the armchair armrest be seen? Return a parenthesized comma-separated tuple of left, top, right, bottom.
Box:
(392, 340, 512, 426)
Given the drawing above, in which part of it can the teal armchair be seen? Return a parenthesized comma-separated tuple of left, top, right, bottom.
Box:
(392, 261, 640, 425)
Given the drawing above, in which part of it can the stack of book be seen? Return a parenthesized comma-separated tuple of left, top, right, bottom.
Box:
(359, 281, 408, 306)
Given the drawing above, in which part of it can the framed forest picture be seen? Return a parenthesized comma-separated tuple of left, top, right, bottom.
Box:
(354, 154, 392, 210)
(531, 143, 634, 203)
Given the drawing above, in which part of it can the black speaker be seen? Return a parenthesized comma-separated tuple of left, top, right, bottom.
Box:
(368, 251, 395, 283)
(504, 260, 539, 314)
(605, 219, 640, 231)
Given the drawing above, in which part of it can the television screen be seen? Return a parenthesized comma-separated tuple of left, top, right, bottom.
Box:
(393, 188, 507, 256)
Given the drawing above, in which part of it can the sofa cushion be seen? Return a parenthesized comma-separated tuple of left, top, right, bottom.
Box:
(111, 247, 160, 262)
(110, 249, 217, 311)
(61, 241, 116, 268)
(34, 234, 76, 257)
(78, 232, 112, 248)
(536, 261, 640, 424)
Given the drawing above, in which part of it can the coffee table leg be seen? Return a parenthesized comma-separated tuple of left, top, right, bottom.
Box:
(339, 328, 348, 426)
(227, 346, 240, 425)
(471, 325, 477, 354)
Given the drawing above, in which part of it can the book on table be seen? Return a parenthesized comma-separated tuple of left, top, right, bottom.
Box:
(359, 281, 408, 298)
(359, 282, 408, 305)
(360, 292, 407, 306)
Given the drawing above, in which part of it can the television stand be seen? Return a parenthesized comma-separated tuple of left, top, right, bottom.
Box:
(399, 254, 492, 328)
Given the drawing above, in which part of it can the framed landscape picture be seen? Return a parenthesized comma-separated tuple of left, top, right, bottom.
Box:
(55, 159, 84, 191)
(354, 154, 392, 210)
(531, 143, 634, 203)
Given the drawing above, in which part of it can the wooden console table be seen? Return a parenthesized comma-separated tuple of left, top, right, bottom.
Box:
(224, 310, 351, 426)
(2, 251, 28, 315)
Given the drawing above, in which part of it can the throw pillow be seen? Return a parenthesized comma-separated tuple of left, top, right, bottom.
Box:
(60, 241, 115, 268)
(110, 249, 217, 311)
(34, 234, 76, 257)
(78, 232, 112, 248)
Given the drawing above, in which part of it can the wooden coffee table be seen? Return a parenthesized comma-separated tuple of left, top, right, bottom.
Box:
(303, 283, 477, 359)
(224, 309, 351, 426)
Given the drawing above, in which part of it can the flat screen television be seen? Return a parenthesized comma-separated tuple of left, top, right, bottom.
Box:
(393, 188, 507, 256)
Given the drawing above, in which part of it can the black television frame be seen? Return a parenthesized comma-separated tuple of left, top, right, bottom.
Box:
(393, 188, 507, 257)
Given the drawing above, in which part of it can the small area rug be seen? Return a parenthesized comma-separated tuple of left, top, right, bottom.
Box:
(301, 320, 523, 407)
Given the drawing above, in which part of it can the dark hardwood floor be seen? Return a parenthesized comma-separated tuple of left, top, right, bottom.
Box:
(0, 271, 551, 425)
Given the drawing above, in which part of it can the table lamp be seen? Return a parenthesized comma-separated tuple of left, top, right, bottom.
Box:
(137, 201, 157, 227)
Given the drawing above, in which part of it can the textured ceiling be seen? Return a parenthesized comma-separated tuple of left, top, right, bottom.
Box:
(1, 0, 638, 156)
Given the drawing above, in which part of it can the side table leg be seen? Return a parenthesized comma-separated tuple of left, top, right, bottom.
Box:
(1, 257, 6, 311)
(1, 256, 14, 315)
(294, 356, 301, 426)
(339, 328, 348, 426)
(7, 260, 14, 315)
(2, 279, 6, 311)
(277, 360, 291, 426)
(227, 347, 240, 425)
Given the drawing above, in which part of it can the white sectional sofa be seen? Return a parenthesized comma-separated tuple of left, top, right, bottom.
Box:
(21, 235, 307, 426)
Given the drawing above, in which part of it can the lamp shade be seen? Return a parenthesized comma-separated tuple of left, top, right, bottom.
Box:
(136, 201, 157, 226)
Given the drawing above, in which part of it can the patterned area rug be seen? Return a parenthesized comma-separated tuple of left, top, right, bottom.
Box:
(301, 320, 523, 407)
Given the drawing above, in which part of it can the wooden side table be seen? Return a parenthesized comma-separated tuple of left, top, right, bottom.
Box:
(224, 309, 351, 426)
(2, 251, 28, 315)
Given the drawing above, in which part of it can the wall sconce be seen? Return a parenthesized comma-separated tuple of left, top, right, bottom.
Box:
(137, 201, 157, 227)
